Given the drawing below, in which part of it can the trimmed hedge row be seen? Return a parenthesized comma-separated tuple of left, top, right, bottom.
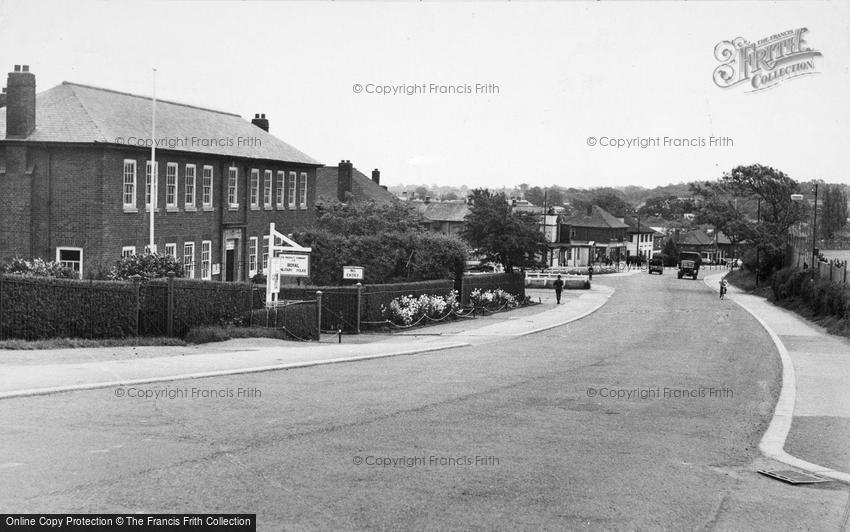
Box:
(0, 274, 136, 340)
(166, 279, 264, 337)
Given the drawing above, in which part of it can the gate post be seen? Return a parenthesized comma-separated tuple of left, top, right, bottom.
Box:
(315, 290, 323, 341)
(166, 272, 175, 337)
(355, 283, 362, 334)
(131, 275, 142, 337)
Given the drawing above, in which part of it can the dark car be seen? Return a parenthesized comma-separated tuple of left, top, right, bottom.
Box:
(648, 257, 664, 275)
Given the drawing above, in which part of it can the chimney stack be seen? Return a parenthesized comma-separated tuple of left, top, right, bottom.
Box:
(6, 64, 36, 138)
(337, 160, 353, 202)
(371, 168, 380, 185)
(586, 204, 593, 216)
(251, 113, 269, 132)
(425, 196, 431, 204)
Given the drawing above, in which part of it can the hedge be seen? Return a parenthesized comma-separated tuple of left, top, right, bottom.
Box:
(0, 274, 136, 340)
(771, 267, 849, 327)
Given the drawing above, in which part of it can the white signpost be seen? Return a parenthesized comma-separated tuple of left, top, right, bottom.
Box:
(342, 266, 364, 280)
(265, 223, 311, 307)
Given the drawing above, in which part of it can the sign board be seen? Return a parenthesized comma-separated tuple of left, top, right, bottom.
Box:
(275, 253, 310, 277)
(265, 223, 312, 306)
(342, 266, 364, 280)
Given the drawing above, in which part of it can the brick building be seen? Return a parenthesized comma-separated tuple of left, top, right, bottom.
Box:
(316, 161, 397, 204)
(0, 65, 321, 280)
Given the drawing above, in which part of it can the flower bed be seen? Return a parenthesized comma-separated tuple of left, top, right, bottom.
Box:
(381, 291, 461, 327)
(469, 288, 519, 311)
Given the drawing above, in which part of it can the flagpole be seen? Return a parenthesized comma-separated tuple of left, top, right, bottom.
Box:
(149, 68, 157, 252)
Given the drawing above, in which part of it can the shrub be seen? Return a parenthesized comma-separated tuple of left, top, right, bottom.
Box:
(1, 257, 76, 278)
(381, 291, 460, 326)
(109, 252, 184, 280)
(469, 288, 519, 310)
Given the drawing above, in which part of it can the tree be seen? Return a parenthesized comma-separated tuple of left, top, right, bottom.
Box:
(525, 186, 545, 207)
(590, 192, 630, 217)
(414, 186, 430, 200)
(820, 184, 848, 240)
(461, 189, 547, 273)
(314, 200, 425, 235)
(108, 252, 185, 280)
(293, 200, 469, 285)
(692, 164, 804, 276)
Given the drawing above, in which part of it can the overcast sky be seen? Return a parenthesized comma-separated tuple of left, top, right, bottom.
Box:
(1, 1, 848, 190)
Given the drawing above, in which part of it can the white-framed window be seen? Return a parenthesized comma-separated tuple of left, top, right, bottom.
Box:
(123, 159, 137, 210)
(165, 243, 177, 258)
(248, 236, 258, 277)
(250, 169, 260, 208)
(287, 171, 297, 208)
(145, 161, 154, 209)
(263, 170, 273, 208)
(261, 235, 269, 273)
(166, 163, 178, 208)
(275, 171, 285, 208)
(183, 242, 195, 279)
(299, 172, 308, 208)
(122, 246, 136, 258)
(201, 240, 211, 280)
(184, 164, 196, 209)
(56, 247, 83, 279)
(202, 165, 213, 208)
(227, 167, 238, 208)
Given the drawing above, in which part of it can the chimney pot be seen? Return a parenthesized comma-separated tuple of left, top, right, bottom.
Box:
(251, 113, 269, 132)
(371, 168, 380, 185)
(22, 65, 29, 72)
(338, 159, 353, 202)
(6, 65, 36, 138)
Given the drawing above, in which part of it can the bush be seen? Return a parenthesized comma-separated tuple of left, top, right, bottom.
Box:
(1, 257, 76, 278)
(109, 252, 184, 280)
(381, 291, 460, 326)
(770, 266, 850, 325)
(469, 288, 519, 310)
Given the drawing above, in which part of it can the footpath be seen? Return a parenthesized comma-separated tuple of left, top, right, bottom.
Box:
(704, 272, 850, 484)
(0, 285, 614, 400)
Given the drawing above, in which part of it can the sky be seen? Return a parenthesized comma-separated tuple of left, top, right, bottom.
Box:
(1, 1, 848, 190)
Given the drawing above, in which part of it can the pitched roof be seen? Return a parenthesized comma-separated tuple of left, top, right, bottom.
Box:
(414, 201, 471, 223)
(315, 166, 398, 205)
(0, 82, 320, 164)
(561, 205, 629, 229)
(622, 216, 664, 235)
(678, 229, 732, 246)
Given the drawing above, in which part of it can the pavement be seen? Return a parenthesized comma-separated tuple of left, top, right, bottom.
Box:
(0, 285, 614, 400)
(705, 272, 850, 485)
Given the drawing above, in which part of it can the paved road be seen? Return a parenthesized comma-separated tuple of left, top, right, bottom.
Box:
(1, 271, 849, 530)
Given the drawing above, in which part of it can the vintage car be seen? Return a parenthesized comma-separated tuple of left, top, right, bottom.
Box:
(648, 257, 664, 275)
(677, 251, 702, 279)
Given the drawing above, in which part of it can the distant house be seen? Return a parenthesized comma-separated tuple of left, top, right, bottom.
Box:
(621, 216, 663, 260)
(547, 205, 628, 267)
(315, 160, 397, 205)
(673, 228, 732, 263)
(412, 198, 470, 237)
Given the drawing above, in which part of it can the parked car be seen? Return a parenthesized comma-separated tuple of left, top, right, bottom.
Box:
(648, 257, 664, 275)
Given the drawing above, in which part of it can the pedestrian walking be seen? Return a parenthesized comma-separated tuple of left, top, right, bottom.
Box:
(553, 275, 564, 304)
(719, 278, 728, 300)
(587, 265, 593, 281)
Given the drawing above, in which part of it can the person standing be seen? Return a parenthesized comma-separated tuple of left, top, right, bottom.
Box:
(719, 278, 728, 300)
(587, 264, 593, 281)
(553, 275, 564, 304)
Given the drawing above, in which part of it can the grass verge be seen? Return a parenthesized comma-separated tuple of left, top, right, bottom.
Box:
(0, 337, 186, 350)
(183, 326, 293, 344)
